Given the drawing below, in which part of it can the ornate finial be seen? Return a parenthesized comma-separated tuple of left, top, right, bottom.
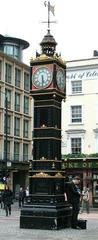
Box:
(39, 1, 57, 56)
(44, 1, 55, 33)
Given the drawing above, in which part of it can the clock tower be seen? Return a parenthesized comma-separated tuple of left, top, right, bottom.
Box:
(20, 1, 71, 230)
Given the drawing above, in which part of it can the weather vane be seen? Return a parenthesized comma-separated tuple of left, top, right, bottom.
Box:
(43, 0, 56, 32)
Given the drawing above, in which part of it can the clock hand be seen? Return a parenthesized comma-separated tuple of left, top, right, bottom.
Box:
(60, 77, 61, 84)
(41, 75, 44, 86)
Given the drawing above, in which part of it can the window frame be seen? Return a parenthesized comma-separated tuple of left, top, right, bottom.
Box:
(5, 89, 11, 109)
(14, 117, 20, 136)
(15, 92, 20, 112)
(71, 80, 82, 94)
(5, 63, 12, 84)
(4, 140, 10, 160)
(24, 72, 30, 91)
(4, 114, 11, 135)
(23, 119, 29, 138)
(23, 143, 28, 161)
(71, 137, 82, 154)
(0, 60, 2, 80)
(24, 95, 29, 115)
(71, 105, 82, 123)
(15, 68, 21, 88)
(14, 142, 20, 161)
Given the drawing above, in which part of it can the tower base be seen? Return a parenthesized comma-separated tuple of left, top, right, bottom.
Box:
(20, 203, 72, 230)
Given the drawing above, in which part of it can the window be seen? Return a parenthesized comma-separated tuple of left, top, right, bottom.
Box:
(5, 89, 11, 109)
(15, 93, 20, 112)
(15, 68, 21, 87)
(23, 143, 28, 161)
(92, 175, 98, 197)
(14, 46, 20, 60)
(24, 72, 30, 91)
(93, 174, 98, 180)
(4, 45, 13, 56)
(71, 80, 82, 94)
(5, 63, 12, 83)
(4, 140, 10, 161)
(4, 115, 11, 134)
(71, 138, 81, 154)
(23, 119, 29, 138)
(14, 142, 20, 161)
(0, 87, 1, 107)
(4, 45, 20, 60)
(0, 60, 2, 80)
(14, 117, 20, 136)
(71, 105, 82, 123)
(24, 96, 29, 115)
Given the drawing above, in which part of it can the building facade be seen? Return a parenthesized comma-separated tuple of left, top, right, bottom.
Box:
(62, 57, 98, 207)
(0, 35, 32, 196)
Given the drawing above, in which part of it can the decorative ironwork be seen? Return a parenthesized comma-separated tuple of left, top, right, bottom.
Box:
(32, 171, 50, 178)
(55, 172, 63, 178)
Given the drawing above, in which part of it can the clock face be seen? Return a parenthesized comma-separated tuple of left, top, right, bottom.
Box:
(33, 67, 51, 88)
(57, 69, 65, 90)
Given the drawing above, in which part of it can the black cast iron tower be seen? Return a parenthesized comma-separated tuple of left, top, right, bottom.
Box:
(20, 1, 71, 229)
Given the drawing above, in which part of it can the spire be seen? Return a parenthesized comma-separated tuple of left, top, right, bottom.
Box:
(44, 0, 55, 32)
(40, 1, 57, 56)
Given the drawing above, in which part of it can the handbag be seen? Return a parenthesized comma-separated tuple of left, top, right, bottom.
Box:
(83, 195, 88, 201)
(78, 219, 87, 229)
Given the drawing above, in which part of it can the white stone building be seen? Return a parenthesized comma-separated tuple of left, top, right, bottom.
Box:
(62, 57, 98, 156)
(62, 57, 98, 207)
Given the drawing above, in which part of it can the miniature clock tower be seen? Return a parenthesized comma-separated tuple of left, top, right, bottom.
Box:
(20, 1, 71, 230)
(31, 35, 66, 162)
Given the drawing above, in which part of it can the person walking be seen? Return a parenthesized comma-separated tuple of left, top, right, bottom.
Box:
(65, 176, 81, 229)
(80, 187, 89, 213)
(19, 187, 23, 208)
(19, 187, 26, 208)
(2, 185, 13, 216)
(25, 186, 29, 197)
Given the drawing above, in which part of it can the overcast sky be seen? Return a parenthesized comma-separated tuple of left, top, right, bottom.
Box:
(0, 0, 98, 65)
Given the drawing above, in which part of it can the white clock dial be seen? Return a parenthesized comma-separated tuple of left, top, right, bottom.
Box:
(57, 69, 65, 90)
(33, 67, 51, 88)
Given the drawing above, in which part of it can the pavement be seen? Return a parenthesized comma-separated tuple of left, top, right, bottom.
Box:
(0, 202, 98, 240)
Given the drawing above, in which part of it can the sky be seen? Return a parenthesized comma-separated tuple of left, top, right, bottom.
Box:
(0, 0, 98, 65)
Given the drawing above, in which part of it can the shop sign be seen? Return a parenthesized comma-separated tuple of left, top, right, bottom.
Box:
(66, 69, 98, 81)
(63, 161, 98, 169)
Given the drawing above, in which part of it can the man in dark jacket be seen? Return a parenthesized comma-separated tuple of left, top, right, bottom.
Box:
(18, 187, 26, 208)
(65, 176, 81, 229)
(2, 185, 13, 216)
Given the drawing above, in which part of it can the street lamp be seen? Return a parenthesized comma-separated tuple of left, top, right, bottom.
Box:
(4, 94, 11, 183)
(5, 94, 8, 170)
(0, 90, 8, 178)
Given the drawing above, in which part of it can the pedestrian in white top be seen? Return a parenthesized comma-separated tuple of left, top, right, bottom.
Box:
(26, 187, 29, 197)
(80, 187, 89, 213)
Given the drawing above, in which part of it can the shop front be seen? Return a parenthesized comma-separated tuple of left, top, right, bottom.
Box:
(0, 160, 29, 198)
(62, 158, 98, 207)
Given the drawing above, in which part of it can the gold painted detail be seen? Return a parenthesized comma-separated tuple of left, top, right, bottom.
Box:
(29, 172, 64, 178)
(40, 156, 47, 160)
(55, 172, 63, 178)
(32, 54, 52, 62)
(32, 172, 50, 178)
(30, 53, 66, 65)
(53, 54, 66, 65)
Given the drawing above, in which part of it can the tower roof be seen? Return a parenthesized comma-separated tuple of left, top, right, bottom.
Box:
(40, 29, 57, 56)
(0, 34, 29, 49)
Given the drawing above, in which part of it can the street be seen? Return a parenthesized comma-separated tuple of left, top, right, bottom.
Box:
(0, 203, 98, 240)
